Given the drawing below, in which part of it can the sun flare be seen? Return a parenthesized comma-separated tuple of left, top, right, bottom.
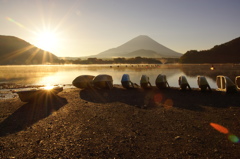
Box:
(43, 85, 54, 90)
(35, 30, 58, 52)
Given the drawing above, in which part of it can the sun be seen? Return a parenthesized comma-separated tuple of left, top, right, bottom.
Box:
(35, 30, 58, 52)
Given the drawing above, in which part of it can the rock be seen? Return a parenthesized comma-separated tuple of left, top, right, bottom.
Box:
(174, 136, 181, 140)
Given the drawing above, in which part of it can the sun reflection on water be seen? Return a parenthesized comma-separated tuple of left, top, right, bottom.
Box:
(43, 85, 54, 90)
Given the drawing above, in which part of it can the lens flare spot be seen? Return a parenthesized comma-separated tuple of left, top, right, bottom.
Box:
(228, 134, 239, 143)
(210, 123, 229, 134)
(210, 65, 215, 70)
(163, 99, 173, 109)
(6, 16, 25, 28)
(154, 93, 163, 103)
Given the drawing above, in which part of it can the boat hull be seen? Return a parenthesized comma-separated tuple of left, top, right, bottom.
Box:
(16, 86, 63, 102)
(72, 75, 95, 89)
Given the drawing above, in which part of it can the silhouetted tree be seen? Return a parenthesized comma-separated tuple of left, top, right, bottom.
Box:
(180, 37, 240, 63)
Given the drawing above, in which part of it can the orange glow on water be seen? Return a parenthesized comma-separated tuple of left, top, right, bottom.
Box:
(210, 123, 229, 134)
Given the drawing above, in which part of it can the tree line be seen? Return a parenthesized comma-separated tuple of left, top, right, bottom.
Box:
(180, 37, 240, 63)
(60, 57, 179, 64)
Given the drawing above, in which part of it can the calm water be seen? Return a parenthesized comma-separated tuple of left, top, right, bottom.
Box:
(1, 64, 240, 89)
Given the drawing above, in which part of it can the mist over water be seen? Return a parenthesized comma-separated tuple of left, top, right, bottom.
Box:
(1, 64, 240, 89)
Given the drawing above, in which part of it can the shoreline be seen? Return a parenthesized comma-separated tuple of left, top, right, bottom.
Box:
(0, 83, 235, 100)
(0, 86, 240, 158)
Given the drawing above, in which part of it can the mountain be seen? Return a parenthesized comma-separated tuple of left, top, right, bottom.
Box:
(87, 35, 182, 58)
(180, 37, 240, 63)
(0, 35, 59, 65)
(123, 49, 163, 58)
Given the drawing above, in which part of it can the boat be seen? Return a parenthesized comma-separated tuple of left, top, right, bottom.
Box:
(15, 85, 63, 102)
(121, 74, 135, 89)
(140, 75, 152, 89)
(72, 75, 95, 89)
(197, 76, 211, 91)
(155, 74, 170, 89)
(92, 74, 113, 89)
(216, 75, 237, 93)
(178, 76, 191, 90)
(235, 76, 240, 90)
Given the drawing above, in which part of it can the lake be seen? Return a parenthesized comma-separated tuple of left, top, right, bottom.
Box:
(1, 64, 240, 89)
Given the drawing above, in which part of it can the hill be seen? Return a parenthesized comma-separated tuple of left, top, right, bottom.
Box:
(122, 49, 163, 58)
(0, 35, 59, 65)
(180, 37, 240, 63)
(86, 35, 182, 58)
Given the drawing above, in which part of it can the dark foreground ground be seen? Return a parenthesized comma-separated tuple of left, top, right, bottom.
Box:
(0, 85, 240, 158)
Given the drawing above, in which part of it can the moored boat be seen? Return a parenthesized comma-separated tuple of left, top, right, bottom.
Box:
(121, 74, 135, 89)
(155, 74, 169, 89)
(178, 76, 191, 90)
(92, 74, 113, 89)
(197, 76, 211, 91)
(14, 85, 63, 102)
(216, 75, 237, 93)
(140, 75, 152, 89)
(235, 76, 240, 90)
(72, 75, 95, 89)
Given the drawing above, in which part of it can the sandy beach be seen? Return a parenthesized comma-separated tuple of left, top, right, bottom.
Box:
(0, 85, 240, 158)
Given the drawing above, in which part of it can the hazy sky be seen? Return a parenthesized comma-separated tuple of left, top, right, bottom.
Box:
(1, 0, 240, 57)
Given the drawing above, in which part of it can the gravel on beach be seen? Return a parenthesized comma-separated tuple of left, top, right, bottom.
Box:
(0, 85, 240, 158)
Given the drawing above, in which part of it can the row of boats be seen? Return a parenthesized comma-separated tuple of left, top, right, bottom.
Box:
(14, 74, 239, 102)
(72, 74, 240, 93)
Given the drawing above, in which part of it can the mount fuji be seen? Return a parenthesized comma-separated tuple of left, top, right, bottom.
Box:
(87, 35, 182, 58)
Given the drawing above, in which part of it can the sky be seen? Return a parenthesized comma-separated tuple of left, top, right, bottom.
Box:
(1, 0, 240, 57)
